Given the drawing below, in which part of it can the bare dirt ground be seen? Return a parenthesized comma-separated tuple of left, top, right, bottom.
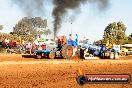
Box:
(0, 54, 132, 88)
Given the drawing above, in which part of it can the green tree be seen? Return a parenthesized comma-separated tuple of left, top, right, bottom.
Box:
(0, 25, 3, 30)
(44, 29, 52, 36)
(93, 40, 103, 45)
(103, 22, 127, 45)
(0, 25, 4, 41)
(13, 17, 49, 41)
(127, 33, 132, 44)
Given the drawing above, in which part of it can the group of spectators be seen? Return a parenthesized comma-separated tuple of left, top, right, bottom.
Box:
(0, 38, 16, 49)
(0, 38, 47, 54)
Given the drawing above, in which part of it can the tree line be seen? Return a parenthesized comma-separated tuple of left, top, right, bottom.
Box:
(0, 17, 52, 42)
(0, 19, 132, 44)
(94, 22, 132, 45)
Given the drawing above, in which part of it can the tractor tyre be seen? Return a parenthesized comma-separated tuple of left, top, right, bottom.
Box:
(49, 52, 55, 59)
(80, 48, 85, 59)
(114, 52, 119, 59)
(62, 44, 73, 59)
(109, 52, 114, 59)
(7, 49, 10, 53)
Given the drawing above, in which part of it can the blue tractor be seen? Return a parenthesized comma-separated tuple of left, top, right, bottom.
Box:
(34, 36, 78, 59)
(79, 43, 119, 59)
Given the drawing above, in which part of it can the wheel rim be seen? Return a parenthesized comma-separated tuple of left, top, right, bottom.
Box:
(67, 48, 72, 56)
(50, 52, 55, 59)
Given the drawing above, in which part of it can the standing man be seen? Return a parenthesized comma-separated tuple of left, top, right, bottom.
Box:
(75, 34, 78, 43)
(69, 34, 72, 40)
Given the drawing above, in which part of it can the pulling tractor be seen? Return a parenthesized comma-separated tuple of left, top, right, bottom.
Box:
(34, 36, 78, 59)
(79, 44, 120, 59)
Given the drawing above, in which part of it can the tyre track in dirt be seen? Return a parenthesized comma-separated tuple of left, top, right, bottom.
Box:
(0, 54, 132, 88)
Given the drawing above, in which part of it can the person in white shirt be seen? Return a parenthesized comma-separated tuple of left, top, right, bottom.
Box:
(5, 38, 10, 44)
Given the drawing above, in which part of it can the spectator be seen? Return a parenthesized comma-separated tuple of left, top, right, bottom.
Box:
(5, 38, 10, 44)
(75, 34, 78, 43)
(69, 34, 72, 40)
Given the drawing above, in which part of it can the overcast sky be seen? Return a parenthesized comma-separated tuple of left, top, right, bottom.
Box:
(0, 0, 132, 43)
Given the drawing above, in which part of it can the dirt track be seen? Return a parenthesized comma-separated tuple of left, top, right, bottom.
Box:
(0, 54, 132, 88)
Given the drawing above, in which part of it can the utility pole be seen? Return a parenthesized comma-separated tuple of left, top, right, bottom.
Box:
(70, 22, 72, 35)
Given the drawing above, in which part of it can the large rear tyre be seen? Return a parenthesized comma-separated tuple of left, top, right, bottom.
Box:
(62, 44, 73, 59)
(49, 52, 55, 59)
(80, 48, 85, 59)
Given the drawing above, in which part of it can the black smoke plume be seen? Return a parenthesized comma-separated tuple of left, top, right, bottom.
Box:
(52, 0, 110, 37)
